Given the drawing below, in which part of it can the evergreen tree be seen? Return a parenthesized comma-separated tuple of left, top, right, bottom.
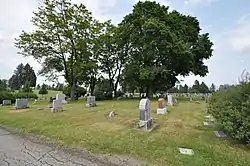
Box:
(210, 83, 216, 92)
(199, 82, 210, 93)
(39, 83, 48, 95)
(21, 81, 33, 93)
(183, 84, 188, 93)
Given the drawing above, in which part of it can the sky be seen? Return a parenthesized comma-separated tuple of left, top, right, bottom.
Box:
(0, 0, 250, 88)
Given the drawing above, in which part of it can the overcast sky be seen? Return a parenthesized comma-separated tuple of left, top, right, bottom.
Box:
(0, 0, 250, 88)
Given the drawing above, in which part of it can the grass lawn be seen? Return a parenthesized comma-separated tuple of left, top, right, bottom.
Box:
(33, 90, 61, 98)
(0, 100, 249, 165)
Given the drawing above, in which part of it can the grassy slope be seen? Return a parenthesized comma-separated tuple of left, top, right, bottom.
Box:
(0, 100, 249, 166)
(33, 90, 61, 98)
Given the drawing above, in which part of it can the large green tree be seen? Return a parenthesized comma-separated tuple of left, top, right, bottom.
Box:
(15, 0, 96, 100)
(119, 1, 213, 98)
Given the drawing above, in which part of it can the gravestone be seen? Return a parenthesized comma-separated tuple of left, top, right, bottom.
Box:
(136, 98, 155, 131)
(51, 100, 62, 112)
(157, 98, 167, 114)
(179, 148, 194, 155)
(56, 94, 67, 104)
(14, 99, 28, 109)
(213, 131, 227, 138)
(203, 121, 215, 127)
(2, 100, 11, 106)
(167, 94, 174, 106)
(86, 96, 96, 107)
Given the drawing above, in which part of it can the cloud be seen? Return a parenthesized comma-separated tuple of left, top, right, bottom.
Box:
(184, 0, 217, 6)
(214, 13, 250, 56)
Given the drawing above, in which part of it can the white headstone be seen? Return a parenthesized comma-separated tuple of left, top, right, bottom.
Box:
(51, 100, 62, 112)
(14, 99, 28, 109)
(3, 100, 11, 106)
(56, 94, 66, 103)
(167, 94, 174, 106)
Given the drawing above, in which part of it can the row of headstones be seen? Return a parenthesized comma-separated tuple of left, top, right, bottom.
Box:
(50, 94, 97, 112)
(1, 99, 29, 110)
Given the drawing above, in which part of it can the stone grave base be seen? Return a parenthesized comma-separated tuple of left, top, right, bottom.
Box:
(13, 106, 29, 110)
(86, 103, 96, 108)
(157, 107, 167, 115)
(135, 119, 157, 132)
(51, 107, 62, 113)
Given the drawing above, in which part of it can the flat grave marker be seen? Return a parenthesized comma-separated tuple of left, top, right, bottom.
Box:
(179, 148, 194, 155)
(214, 131, 227, 138)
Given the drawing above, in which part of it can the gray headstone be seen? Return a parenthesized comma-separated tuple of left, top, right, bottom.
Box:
(213, 131, 227, 138)
(2, 100, 11, 106)
(51, 100, 62, 112)
(167, 94, 174, 106)
(86, 96, 96, 107)
(139, 98, 151, 121)
(56, 94, 66, 104)
(14, 99, 28, 109)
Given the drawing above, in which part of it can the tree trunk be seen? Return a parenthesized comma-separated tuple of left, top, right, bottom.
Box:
(90, 79, 96, 96)
(70, 77, 76, 100)
(145, 86, 153, 99)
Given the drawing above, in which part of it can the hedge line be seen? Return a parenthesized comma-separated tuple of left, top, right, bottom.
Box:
(0, 91, 38, 104)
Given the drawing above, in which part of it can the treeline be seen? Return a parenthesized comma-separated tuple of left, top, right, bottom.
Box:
(14, 0, 213, 100)
(168, 80, 216, 93)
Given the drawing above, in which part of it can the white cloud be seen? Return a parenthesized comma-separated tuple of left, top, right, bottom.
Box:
(214, 13, 250, 56)
(184, 0, 217, 6)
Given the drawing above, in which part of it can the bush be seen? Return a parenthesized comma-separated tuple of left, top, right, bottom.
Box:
(0, 92, 38, 104)
(15, 92, 38, 100)
(0, 91, 16, 104)
(208, 83, 250, 143)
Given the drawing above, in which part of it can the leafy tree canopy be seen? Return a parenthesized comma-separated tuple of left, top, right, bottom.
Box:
(119, 1, 213, 97)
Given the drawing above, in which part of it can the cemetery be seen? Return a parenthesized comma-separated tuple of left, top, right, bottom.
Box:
(0, 95, 249, 166)
(0, 0, 250, 165)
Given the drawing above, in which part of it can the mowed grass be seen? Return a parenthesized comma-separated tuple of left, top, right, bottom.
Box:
(33, 90, 61, 98)
(0, 100, 249, 166)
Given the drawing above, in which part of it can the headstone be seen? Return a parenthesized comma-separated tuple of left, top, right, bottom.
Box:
(213, 131, 227, 138)
(56, 94, 67, 104)
(157, 98, 167, 114)
(136, 98, 154, 131)
(179, 148, 194, 155)
(203, 121, 215, 127)
(167, 94, 174, 106)
(2, 100, 11, 106)
(139, 98, 151, 121)
(86, 96, 96, 107)
(14, 99, 28, 109)
(190, 97, 193, 102)
(51, 100, 62, 112)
